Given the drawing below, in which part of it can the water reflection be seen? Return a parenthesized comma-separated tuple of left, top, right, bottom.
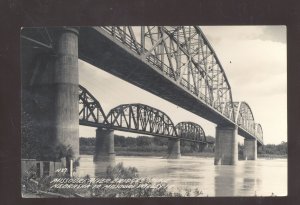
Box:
(165, 158, 204, 194)
(214, 161, 264, 196)
(214, 165, 236, 196)
(241, 161, 258, 196)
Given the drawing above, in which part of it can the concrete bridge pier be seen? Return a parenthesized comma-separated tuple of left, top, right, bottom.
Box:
(243, 139, 257, 160)
(94, 128, 116, 162)
(53, 27, 80, 159)
(214, 125, 238, 165)
(167, 138, 181, 159)
(23, 27, 80, 160)
(198, 143, 206, 152)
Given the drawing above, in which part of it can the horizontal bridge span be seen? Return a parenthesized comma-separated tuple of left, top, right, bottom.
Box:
(106, 103, 177, 138)
(79, 120, 207, 143)
(176, 122, 207, 143)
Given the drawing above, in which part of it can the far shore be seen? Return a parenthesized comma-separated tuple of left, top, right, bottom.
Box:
(80, 151, 287, 159)
(257, 154, 287, 159)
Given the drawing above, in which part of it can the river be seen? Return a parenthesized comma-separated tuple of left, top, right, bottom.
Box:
(76, 155, 287, 197)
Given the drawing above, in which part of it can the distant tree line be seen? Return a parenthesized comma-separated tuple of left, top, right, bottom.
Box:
(80, 135, 216, 155)
(238, 141, 287, 158)
(258, 141, 287, 155)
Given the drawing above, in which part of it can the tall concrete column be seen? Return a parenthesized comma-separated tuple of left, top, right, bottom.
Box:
(167, 138, 181, 159)
(243, 139, 257, 160)
(53, 27, 80, 159)
(94, 128, 116, 162)
(22, 27, 79, 161)
(214, 125, 238, 165)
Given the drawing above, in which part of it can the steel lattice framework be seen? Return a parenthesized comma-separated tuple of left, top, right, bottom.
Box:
(99, 26, 235, 121)
(79, 85, 108, 125)
(176, 122, 206, 143)
(106, 103, 177, 138)
(255, 123, 264, 143)
(233, 101, 263, 143)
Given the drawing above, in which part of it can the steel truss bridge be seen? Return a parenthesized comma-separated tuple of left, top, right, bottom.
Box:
(21, 26, 263, 145)
(79, 85, 208, 144)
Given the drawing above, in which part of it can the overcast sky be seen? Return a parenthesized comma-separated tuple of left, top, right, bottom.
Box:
(79, 26, 287, 145)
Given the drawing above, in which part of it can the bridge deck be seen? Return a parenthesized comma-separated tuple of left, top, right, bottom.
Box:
(79, 120, 212, 144)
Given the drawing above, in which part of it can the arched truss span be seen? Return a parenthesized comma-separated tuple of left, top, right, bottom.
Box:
(233, 102, 263, 141)
(79, 85, 108, 124)
(255, 123, 263, 143)
(234, 101, 255, 134)
(176, 122, 206, 143)
(100, 26, 235, 121)
(106, 103, 177, 137)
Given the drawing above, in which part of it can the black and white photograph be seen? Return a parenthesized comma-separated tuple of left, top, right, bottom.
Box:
(20, 26, 287, 198)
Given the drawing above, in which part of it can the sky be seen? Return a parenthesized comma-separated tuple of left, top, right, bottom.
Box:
(79, 26, 287, 145)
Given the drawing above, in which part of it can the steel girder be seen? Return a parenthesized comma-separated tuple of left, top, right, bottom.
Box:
(176, 122, 206, 143)
(99, 26, 235, 121)
(255, 123, 264, 143)
(79, 85, 108, 124)
(106, 103, 177, 138)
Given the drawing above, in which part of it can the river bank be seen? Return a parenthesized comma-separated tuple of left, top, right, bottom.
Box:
(257, 154, 287, 159)
(80, 151, 286, 159)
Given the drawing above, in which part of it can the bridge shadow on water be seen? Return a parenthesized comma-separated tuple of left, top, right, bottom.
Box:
(214, 165, 237, 196)
(214, 161, 262, 196)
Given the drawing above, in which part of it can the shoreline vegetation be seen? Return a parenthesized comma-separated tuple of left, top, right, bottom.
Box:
(22, 162, 206, 198)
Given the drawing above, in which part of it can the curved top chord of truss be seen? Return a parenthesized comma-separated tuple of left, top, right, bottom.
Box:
(233, 101, 263, 142)
(100, 26, 235, 121)
(176, 121, 206, 143)
(255, 123, 264, 143)
(79, 85, 108, 124)
(106, 103, 177, 138)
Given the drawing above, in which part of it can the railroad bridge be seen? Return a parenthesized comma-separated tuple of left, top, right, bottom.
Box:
(21, 26, 263, 165)
(79, 84, 209, 160)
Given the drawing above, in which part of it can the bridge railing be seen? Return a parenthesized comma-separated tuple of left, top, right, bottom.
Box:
(100, 26, 221, 108)
(102, 27, 177, 79)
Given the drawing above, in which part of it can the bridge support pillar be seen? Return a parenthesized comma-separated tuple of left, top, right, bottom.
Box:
(214, 125, 238, 165)
(53, 27, 80, 159)
(167, 138, 181, 159)
(243, 139, 257, 160)
(94, 128, 116, 162)
(22, 27, 79, 160)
